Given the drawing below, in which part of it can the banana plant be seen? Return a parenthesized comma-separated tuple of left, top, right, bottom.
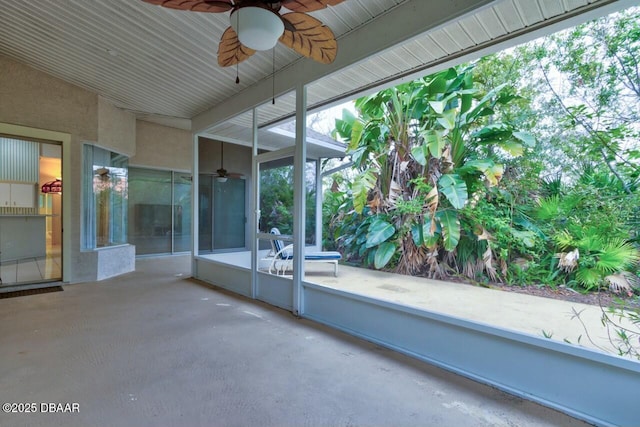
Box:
(333, 65, 534, 273)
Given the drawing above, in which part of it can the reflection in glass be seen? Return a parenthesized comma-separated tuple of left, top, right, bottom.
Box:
(199, 175, 245, 252)
(214, 178, 245, 249)
(82, 145, 128, 249)
(128, 168, 192, 255)
(173, 173, 192, 252)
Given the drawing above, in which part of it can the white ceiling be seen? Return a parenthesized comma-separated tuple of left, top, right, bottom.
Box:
(0, 0, 633, 143)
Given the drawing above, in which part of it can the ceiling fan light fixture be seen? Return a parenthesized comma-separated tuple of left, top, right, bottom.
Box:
(230, 7, 284, 51)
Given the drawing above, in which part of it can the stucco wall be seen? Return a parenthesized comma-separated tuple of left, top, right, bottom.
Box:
(0, 56, 98, 141)
(132, 120, 192, 171)
(0, 55, 140, 283)
(98, 97, 136, 157)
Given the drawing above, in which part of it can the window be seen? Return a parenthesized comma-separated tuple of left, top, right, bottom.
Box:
(128, 167, 192, 255)
(82, 145, 128, 249)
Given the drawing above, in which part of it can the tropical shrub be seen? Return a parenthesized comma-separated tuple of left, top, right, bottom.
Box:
(330, 65, 535, 276)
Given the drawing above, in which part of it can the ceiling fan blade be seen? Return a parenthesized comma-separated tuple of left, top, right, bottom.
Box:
(279, 13, 337, 64)
(218, 27, 257, 67)
(280, 0, 344, 13)
(141, 0, 233, 13)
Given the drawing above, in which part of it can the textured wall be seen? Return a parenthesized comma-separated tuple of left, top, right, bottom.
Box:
(0, 55, 98, 141)
(0, 55, 138, 283)
(98, 97, 136, 157)
(132, 120, 192, 171)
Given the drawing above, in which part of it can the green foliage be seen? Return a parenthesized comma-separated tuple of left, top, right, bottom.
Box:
(374, 242, 396, 269)
(260, 164, 316, 244)
(365, 217, 395, 248)
(323, 8, 640, 290)
(436, 210, 461, 252)
(438, 174, 468, 209)
(329, 64, 532, 275)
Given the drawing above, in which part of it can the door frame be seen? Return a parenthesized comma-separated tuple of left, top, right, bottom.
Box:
(0, 123, 71, 284)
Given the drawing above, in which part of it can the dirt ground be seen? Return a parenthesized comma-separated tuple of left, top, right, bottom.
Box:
(479, 281, 640, 309)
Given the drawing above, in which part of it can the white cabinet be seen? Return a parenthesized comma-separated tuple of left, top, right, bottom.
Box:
(0, 182, 36, 208)
(0, 182, 10, 206)
(11, 183, 36, 208)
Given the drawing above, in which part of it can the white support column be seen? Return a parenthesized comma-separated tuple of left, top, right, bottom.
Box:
(315, 159, 323, 251)
(292, 83, 307, 315)
(250, 108, 259, 299)
(191, 134, 199, 276)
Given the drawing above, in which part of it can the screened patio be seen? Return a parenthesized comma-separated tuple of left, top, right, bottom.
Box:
(188, 2, 639, 425)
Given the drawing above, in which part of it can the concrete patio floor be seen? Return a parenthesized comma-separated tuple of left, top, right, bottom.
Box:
(0, 255, 591, 427)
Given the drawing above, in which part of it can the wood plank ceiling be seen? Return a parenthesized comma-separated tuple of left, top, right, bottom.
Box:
(0, 0, 632, 143)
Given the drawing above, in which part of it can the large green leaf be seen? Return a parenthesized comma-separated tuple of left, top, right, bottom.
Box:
(352, 169, 376, 214)
(462, 83, 507, 124)
(427, 73, 448, 96)
(374, 242, 396, 269)
(365, 218, 395, 248)
(500, 140, 524, 157)
(422, 217, 441, 247)
(438, 174, 468, 209)
(512, 131, 536, 148)
(436, 109, 457, 130)
(411, 221, 424, 246)
(423, 130, 445, 158)
(411, 145, 428, 166)
(437, 210, 460, 252)
(463, 159, 494, 172)
(429, 100, 445, 114)
(348, 119, 364, 151)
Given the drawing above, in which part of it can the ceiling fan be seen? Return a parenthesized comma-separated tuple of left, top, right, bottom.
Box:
(214, 142, 243, 182)
(142, 0, 344, 67)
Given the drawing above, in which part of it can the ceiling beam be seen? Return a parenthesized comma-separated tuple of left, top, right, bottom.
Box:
(192, 0, 496, 133)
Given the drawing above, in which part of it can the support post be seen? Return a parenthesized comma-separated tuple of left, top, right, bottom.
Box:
(250, 108, 259, 299)
(315, 159, 323, 251)
(191, 134, 199, 276)
(292, 84, 307, 315)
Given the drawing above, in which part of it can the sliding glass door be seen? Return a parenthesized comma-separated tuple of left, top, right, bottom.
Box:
(199, 175, 246, 252)
(128, 167, 192, 255)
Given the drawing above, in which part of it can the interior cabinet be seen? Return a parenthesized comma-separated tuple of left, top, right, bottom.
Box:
(0, 182, 36, 208)
(0, 183, 10, 206)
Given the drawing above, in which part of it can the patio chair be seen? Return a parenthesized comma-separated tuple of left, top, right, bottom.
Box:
(268, 228, 342, 277)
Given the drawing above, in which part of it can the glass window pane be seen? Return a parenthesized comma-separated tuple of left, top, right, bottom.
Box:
(198, 175, 213, 252)
(173, 173, 192, 253)
(213, 178, 245, 249)
(128, 168, 172, 255)
(83, 145, 128, 249)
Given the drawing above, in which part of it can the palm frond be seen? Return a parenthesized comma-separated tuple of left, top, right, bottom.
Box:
(597, 239, 640, 273)
(575, 267, 602, 290)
